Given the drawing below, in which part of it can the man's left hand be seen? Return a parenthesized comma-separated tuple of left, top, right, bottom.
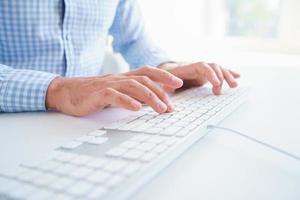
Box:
(159, 62, 240, 95)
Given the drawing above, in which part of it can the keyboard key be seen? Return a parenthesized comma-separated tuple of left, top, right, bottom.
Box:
(85, 158, 108, 169)
(87, 186, 107, 199)
(86, 170, 110, 184)
(160, 126, 182, 136)
(122, 149, 145, 160)
(135, 142, 156, 152)
(106, 147, 128, 157)
(176, 130, 190, 137)
(103, 160, 127, 173)
(164, 118, 179, 123)
(68, 167, 93, 179)
(36, 160, 61, 171)
(105, 175, 125, 188)
(52, 163, 78, 175)
(54, 152, 77, 162)
(181, 117, 196, 122)
(144, 127, 163, 134)
(120, 141, 139, 149)
(140, 152, 158, 163)
(69, 155, 92, 165)
(104, 116, 137, 130)
(193, 119, 205, 125)
(28, 189, 55, 200)
(165, 138, 178, 146)
(122, 163, 142, 176)
(152, 144, 169, 154)
(53, 194, 73, 200)
(76, 135, 95, 143)
(49, 176, 76, 190)
(31, 173, 59, 186)
(202, 115, 211, 120)
(155, 122, 172, 128)
(147, 136, 165, 144)
(147, 118, 164, 124)
(88, 130, 107, 137)
(61, 141, 82, 149)
(86, 137, 108, 145)
(155, 114, 172, 120)
(133, 123, 155, 132)
(131, 135, 150, 143)
(66, 181, 94, 196)
(18, 168, 43, 182)
(173, 121, 190, 127)
(118, 120, 146, 131)
(104, 122, 122, 130)
(0, 177, 24, 193)
(139, 114, 154, 121)
(8, 184, 38, 199)
(186, 124, 198, 130)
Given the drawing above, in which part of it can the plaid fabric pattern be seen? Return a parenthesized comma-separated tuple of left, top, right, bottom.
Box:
(0, 0, 170, 112)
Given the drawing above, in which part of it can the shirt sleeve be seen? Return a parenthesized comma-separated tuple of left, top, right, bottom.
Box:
(109, 0, 171, 69)
(0, 64, 60, 112)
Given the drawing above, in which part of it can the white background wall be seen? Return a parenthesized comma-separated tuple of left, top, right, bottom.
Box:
(139, 0, 300, 60)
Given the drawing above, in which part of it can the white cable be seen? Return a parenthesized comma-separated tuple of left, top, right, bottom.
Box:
(207, 125, 300, 162)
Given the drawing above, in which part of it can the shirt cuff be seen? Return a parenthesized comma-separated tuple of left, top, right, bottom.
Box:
(0, 68, 60, 112)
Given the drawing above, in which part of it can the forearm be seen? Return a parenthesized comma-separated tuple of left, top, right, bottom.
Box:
(109, 0, 171, 69)
(0, 64, 59, 112)
(114, 35, 172, 69)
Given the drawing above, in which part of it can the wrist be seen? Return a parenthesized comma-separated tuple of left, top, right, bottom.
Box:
(46, 77, 65, 110)
(158, 62, 179, 71)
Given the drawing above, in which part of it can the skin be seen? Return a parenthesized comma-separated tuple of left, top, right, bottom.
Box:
(46, 63, 240, 117)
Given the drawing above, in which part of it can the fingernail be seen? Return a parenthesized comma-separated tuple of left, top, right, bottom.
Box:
(214, 78, 221, 86)
(171, 76, 183, 87)
(131, 101, 141, 110)
(167, 103, 174, 112)
(158, 102, 167, 112)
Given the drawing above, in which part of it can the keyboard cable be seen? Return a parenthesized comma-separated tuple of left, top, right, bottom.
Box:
(207, 125, 300, 162)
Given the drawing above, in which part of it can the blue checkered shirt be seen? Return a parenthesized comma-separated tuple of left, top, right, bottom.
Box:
(0, 0, 169, 112)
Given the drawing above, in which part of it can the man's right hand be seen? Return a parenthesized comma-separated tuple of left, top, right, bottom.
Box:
(46, 66, 183, 116)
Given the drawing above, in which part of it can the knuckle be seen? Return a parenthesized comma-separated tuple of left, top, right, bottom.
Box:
(195, 62, 208, 71)
(197, 62, 207, 67)
(102, 88, 114, 97)
(210, 63, 218, 68)
(126, 79, 138, 87)
(159, 92, 169, 101)
(139, 75, 151, 83)
(91, 80, 100, 88)
(142, 65, 152, 72)
(115, 95, 124, 104)
(146, 91, 156, 101)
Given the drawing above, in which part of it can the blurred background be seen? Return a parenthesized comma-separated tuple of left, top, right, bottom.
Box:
(139, 0, 300, 56)
(138, 0, 300, 67)
(105, 0, 300, 74)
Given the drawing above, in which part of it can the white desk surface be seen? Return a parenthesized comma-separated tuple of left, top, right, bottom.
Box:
(1, 53, 300, 200)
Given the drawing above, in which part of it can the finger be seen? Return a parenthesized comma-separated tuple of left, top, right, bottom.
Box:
(228, 69, 241, 78)
(99, 88, 142, 111)
(126, 66, 183, 89)
(194, 62, 221, 87)
(209, 63, 224, 95)
(110, 79, 168, 113)
(221, 68, 238, 88)
(131, 75, 174, 112)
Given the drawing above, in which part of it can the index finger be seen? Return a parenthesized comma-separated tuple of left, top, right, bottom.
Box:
(125, 66, 183, 89)
(194, 63, 221, 87)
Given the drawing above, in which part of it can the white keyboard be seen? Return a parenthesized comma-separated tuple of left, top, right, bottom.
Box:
(0, 86, 248, 200)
